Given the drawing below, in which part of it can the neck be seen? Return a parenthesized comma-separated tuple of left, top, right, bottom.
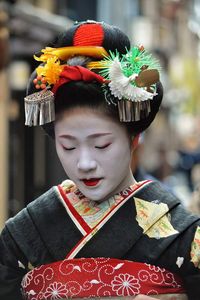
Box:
(96, 169, 137, 204)
(116, 168, 137, 193)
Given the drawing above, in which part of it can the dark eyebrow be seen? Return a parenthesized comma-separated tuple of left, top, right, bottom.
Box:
(88, 133, 112, 138)
(59, 134, 76, 140)
(59, 133, 112, 139)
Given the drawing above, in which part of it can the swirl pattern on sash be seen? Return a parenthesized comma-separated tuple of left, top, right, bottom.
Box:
(21, 258, 185, 299)
(138, 263, 182, 288)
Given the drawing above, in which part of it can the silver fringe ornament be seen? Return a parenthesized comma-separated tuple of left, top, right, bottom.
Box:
(118, 99, 151, 122)
(24, 90, 55, 126)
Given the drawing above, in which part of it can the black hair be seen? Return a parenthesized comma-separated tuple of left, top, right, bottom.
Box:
(27, 21, 163, 138)
(42, 81, 122, 138)
(42, 80, 163, 139)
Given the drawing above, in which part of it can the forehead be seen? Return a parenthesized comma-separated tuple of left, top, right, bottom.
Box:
(54, 107, 126, 137)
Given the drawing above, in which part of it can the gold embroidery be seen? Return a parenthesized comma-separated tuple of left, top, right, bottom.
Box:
(190, 226, 200, 268)
(74, 194, 123, 228)
(135, 198, 178, 238)
(28, 262, 34, 270)
(60, 179, 76, 192)
(61, 180, 124, 228)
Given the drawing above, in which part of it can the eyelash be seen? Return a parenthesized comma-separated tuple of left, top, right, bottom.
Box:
(95, 143, 111, 149)
(62, 147, 76, 151)
(62, 144, 111, 151)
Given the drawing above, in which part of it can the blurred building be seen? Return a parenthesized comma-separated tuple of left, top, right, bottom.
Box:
(1, 0, 200, 229)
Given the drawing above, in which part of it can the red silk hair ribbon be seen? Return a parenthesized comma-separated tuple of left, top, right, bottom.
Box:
(52, 65, 105, 94)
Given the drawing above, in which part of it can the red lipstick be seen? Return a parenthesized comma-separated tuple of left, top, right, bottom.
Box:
(82, 178, 101, 187)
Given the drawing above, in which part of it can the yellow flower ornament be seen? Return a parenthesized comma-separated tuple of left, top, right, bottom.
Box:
(36, 57, 64, 86)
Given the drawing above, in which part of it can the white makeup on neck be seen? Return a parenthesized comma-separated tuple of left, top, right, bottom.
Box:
(55, 107, 136, 202)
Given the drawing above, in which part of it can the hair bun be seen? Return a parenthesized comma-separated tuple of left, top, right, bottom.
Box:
(52, 21, 131, 55)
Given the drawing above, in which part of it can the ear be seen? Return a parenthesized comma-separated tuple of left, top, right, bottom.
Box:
(131, 134, 140, 151)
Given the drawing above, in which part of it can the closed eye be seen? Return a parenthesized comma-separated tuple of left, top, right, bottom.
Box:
(95, 143, 111, 149)
(62, 146, 76, 151)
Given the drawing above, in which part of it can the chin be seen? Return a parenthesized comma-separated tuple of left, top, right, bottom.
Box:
(79, 188, 109, 202)
(84, 193, 105, 202)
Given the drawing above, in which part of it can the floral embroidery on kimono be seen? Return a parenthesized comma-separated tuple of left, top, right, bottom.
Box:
(60, 180, 138, 229)
(60, 179, 76, 193)
(135, 197, 179, 239)
(190, 226, 200, 268)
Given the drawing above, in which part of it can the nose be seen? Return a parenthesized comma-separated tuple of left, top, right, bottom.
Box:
(77, 149, 97, 172)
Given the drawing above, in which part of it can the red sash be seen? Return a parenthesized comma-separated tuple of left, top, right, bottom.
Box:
(22, 257, 185, 299)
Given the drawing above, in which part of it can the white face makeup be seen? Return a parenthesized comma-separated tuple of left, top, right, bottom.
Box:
(55, 107, 135, 202)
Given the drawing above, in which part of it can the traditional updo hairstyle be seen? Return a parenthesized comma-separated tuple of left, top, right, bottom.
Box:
(27, 21, 163, 138)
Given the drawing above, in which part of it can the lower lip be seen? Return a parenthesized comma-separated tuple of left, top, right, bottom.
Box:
(82, 179, 101, 187)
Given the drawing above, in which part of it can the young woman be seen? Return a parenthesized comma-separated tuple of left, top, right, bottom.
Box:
(0, 21, 199, 300)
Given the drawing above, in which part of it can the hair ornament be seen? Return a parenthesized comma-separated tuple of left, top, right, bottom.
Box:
(24, 90, 55, 126)
(107, 57, 156, 101)
(25, 46, 107, 126)
(98, 46, 160, 121)
(24, 56, 64, 126)
(36, 57, 64, 85)
(24, 43, 160, 126)
(33, 75, 48, 90)
(34, 46, 109, 63)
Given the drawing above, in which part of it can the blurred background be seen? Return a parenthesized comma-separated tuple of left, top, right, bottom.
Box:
(1, 0, 200, 229)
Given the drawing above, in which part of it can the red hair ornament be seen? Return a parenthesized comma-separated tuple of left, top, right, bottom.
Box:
(52, 65, 105, 94)
(24, 66, 105, 127)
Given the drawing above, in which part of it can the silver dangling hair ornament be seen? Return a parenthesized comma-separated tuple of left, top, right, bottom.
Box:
(118, 99, 152, 122)
(24, 89, 55, 126)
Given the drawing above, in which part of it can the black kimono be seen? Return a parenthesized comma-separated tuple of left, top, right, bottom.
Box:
(0, 180, 200, 300)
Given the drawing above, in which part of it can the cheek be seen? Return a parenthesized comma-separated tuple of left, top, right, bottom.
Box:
(105, 142, 131, 170)
(58, 155, 76, 178)
(56, 145, 75, 173)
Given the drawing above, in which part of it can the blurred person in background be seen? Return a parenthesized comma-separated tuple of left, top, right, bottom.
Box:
(0, 20, 199, 300)
(169, 114, 200, 207)
(189, 183, 200, 215)
(136, 47, 200, 208)
(131, 134, 179, 198)
(188, 163, 200, 214)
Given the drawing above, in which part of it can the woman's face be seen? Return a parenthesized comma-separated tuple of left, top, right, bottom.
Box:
(55, 107, 135, 202)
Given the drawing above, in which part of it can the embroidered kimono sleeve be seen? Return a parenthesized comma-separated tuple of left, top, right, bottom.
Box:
(181, 223, 200, 300)
(0, 226, 27, 300)
(156, 209, 200, 300)
(160, 218, 200, 300)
